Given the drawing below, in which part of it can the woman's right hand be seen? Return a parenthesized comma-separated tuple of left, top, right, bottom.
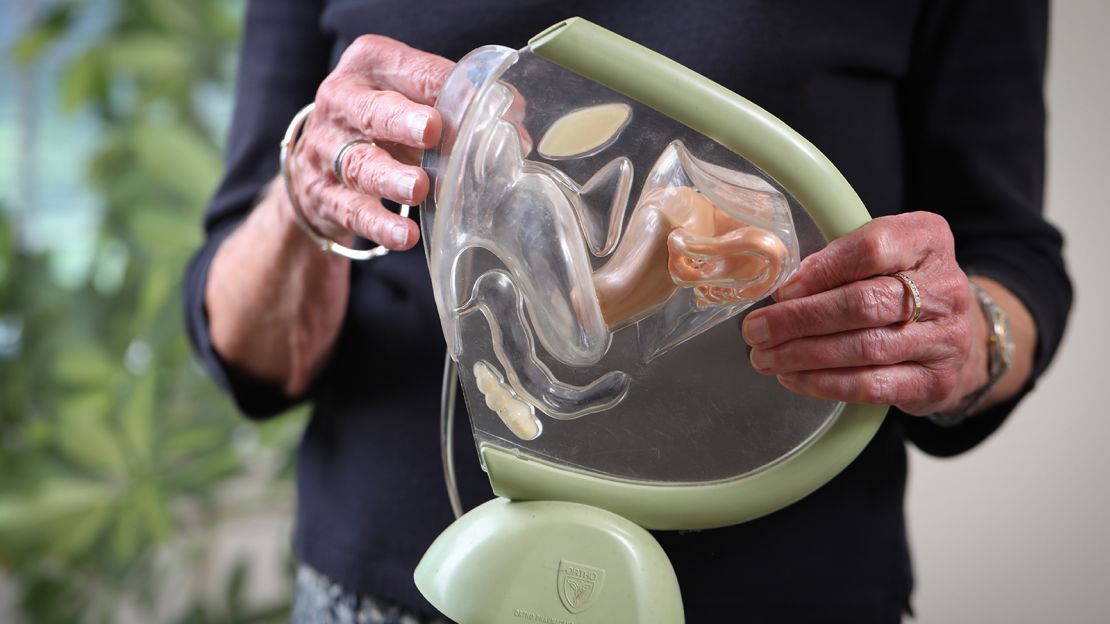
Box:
(288, 36, 455, 250)
(205, 37, 453, 396)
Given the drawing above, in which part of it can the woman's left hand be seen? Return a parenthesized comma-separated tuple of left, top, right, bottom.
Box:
(741, 211, 988, 416)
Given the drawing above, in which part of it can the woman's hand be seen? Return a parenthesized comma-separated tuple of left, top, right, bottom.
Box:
(290, 35, 454, 249)
(741, 211, 990, 416)
(205, 37, 453, 396)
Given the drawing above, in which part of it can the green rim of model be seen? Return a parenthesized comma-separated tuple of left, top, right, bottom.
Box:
(450, 17, 886, 530)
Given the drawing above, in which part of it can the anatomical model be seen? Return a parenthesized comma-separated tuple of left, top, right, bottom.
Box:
(427, 91, 798, 437)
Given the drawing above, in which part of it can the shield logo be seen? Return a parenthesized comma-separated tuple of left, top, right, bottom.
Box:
(557, 560, 605, 614)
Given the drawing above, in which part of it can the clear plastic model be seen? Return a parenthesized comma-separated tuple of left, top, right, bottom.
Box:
(416, 18, 888, 624)
(423, 41, 842, 484)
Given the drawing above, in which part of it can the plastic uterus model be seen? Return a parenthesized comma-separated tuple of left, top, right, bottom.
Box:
(426, 70, 801, 437)
(416, 19, 888, 624)
(420, 17, 888, 490)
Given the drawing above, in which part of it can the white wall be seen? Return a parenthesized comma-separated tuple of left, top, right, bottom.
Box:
(907, 1, 1110, 621)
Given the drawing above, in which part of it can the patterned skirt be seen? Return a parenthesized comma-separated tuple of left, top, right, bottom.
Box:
(292, 565, 451, 624)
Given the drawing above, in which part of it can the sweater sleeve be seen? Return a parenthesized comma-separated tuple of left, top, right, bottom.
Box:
(896, 0, 1072, 456)
(183, 0, 333, 419)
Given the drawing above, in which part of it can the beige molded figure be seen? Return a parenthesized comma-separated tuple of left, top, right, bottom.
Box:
(595, 184, 788, 329)
(426, 83, 799, 432)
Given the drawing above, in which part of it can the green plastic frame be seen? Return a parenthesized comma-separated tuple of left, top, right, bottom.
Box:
(471, 18, 887, 531)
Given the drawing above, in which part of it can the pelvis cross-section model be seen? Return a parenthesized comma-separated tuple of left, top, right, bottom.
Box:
(423, 45, 815, 481)
(415, 22, 888, 624)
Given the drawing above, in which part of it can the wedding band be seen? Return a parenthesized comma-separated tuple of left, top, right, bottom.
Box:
(333, 139, 373, 190)
(280, 102, 411, 261)
(889, 272, 923, 323)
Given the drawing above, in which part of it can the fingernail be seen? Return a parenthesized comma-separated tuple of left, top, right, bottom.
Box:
(779, 281, 806, 300)
(408, 111, 430, 143)
(750, 348, 770, 372)
(392, 223, 409, 247)
(396, 172, 419, 201)
(743, 316, 770, 345)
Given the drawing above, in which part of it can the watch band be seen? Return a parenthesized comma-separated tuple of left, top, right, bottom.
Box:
(929, 280, 1014, 427)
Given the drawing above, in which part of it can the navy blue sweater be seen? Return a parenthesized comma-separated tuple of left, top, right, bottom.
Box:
(185, 1, 1069, 620)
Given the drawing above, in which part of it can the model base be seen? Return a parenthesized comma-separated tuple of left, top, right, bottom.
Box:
(414, 498, 684, 623)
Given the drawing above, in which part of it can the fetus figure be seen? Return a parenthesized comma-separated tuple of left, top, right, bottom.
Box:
(592, 185, 789, 329)
(669, 196, 789, 307)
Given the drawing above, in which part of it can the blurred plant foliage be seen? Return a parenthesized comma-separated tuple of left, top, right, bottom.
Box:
(1, 1, 304, 622)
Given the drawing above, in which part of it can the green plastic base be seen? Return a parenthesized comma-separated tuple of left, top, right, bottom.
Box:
(415, 498, 684, 623)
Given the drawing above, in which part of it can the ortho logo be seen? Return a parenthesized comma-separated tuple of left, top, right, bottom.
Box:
(556, 560, 605, 614)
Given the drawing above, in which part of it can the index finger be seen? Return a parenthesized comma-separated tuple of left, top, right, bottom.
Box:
(776, 212, 943, 300)
(335, 35, 454, 105)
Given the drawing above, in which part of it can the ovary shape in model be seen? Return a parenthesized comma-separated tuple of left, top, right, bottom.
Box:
(537, 102, 632, 160)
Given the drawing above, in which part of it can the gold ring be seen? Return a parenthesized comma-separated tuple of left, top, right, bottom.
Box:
(889, 272, 922, 323)
(333, 138, 374, 190)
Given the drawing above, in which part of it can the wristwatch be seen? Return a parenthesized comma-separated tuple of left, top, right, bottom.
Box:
(929, 280, 1014, 427)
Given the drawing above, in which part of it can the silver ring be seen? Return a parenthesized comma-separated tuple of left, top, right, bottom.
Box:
(280, 103, 411, 261)
(888, 272, 923, 324)
(333, 138, 373, 190)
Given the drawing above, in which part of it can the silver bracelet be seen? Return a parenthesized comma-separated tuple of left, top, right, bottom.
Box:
(279, 102, 411, 261)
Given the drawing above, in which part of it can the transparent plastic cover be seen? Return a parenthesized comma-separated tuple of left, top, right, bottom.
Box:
(422, 46, 842, 484)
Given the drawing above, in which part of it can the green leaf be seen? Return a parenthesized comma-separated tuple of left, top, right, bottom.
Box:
(0, 478, 112, 541)
(120, 371, 156, 464)
(134, 482, 172, 542)
(101, 34, 190, 87)
(134, 265, 177, 326)
(160, 425, 230, 461)
(110, 495, 142, 565)
(48, 499, 113, 559)
(59, 49, 107, 112)
(91, 237, 131, 295)
(256, 408, 309, 447)
(132, 122, 222, 205)
(127, 205, 203, 253)
(55, 395, 129, 478)
(8, 3, 74, 66)
(11, 30, 54, 66)
(163, 450, 241, 492)
(53, 342, 119, 387)
(142, 0, 203, 34)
